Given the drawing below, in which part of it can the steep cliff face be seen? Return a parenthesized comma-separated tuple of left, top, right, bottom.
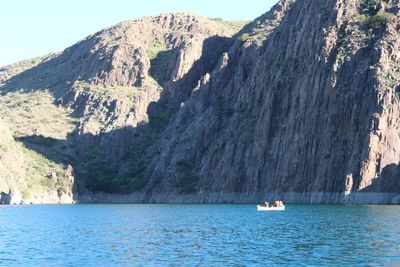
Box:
(144, 0, 400, 204)
(0, 13, 245, 202)
(1, 2, 399, 204)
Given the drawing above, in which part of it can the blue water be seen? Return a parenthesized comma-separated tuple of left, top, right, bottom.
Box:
(0, 204, 399, 266)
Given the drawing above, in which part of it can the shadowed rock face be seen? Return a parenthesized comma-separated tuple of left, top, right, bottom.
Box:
(145, 0, 400, 203)
(0, 13, 244, 203)
(1, 3, 400, 204)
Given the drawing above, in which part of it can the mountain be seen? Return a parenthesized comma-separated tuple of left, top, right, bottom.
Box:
(1, 1, 400, 204)
(0, 13, 247, 203)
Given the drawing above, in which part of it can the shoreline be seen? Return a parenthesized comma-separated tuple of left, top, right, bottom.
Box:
(2, 191, 400, 205)
(77, 191, 400, 205)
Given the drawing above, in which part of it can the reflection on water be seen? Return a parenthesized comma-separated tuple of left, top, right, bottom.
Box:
(0, 204, 399, 266)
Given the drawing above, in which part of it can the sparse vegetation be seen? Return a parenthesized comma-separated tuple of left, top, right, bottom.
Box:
(23, 135, 58, 148)
(15, 146, 72, 199)
(359, 0, 380, 16)
(124, 158, 149, 192)
(146, 41, 166, 60)
(149, 112, 173, 130)
(175, 159, 200, 193)
(40, 177, 53, 187)
(89, 178, 120, 193)
(147, 42, 173, 84)
(357, 0, 394, 35)
(0, 91, 75, 199)
(362, 11, 394, 34)
(0, 91, 77, 139)
(210, 20, 250, 36)
(128, 176, 147, 191)
(149, 49, 174, 84)
(210, 17, 223, 21)
(239, 33, 250, 42)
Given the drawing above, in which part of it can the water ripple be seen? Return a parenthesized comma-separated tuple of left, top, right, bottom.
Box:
(0, 204, 399, 266)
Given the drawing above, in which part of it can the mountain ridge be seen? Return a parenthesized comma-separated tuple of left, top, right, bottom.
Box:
(1, 1, 400, 204)
(0, 13, 248, 203)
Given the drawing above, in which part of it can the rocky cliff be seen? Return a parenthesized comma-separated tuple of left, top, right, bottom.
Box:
(143, 0, 400, 204)
(1, 2, 399, 204)
(0, 13, 246, 203)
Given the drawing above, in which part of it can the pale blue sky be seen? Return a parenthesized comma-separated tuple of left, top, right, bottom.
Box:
(0, 0, 278, 67)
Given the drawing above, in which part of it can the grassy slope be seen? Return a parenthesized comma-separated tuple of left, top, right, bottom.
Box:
(0, 72, 77, 201)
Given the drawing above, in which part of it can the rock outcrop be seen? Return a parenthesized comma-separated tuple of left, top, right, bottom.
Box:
(144, 0, 400, 204)
(1, 3, 399, 204)
(0, 14, 246, 203)
(0, 190, 22, 205)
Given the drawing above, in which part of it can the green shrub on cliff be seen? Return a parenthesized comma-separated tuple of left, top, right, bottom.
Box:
(357, 0, 394, 35)
(146, 41, 165, 60)
(176, 159, 199, 193)
(210, 19, 250, 36)
(149, 49, 174, 84)
(128, 176, 147, 191)
(239, 33, 250, 42)
(362, 11, 394, 33)
(177, 173, 197, 193)
(360, 0, 381, 16)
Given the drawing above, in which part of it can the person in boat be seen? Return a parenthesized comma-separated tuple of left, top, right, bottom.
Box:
(264, 201, 269, 207)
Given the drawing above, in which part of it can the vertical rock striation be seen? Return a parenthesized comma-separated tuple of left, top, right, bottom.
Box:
(1, 3, 399, 204)
(145, 0, 400, 204)
(0, 13, 245, 202)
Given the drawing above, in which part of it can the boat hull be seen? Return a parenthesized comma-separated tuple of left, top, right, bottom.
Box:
(257, 205, 285, 211)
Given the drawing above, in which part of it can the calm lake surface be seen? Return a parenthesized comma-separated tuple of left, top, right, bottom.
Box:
(0, 204, 399, 266)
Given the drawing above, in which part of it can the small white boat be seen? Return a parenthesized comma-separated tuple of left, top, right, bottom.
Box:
(257, 205, 285, 211)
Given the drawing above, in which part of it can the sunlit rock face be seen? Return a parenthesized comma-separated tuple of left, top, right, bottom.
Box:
(0, 13, 244, 203)
(1, 1, 400, 204)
